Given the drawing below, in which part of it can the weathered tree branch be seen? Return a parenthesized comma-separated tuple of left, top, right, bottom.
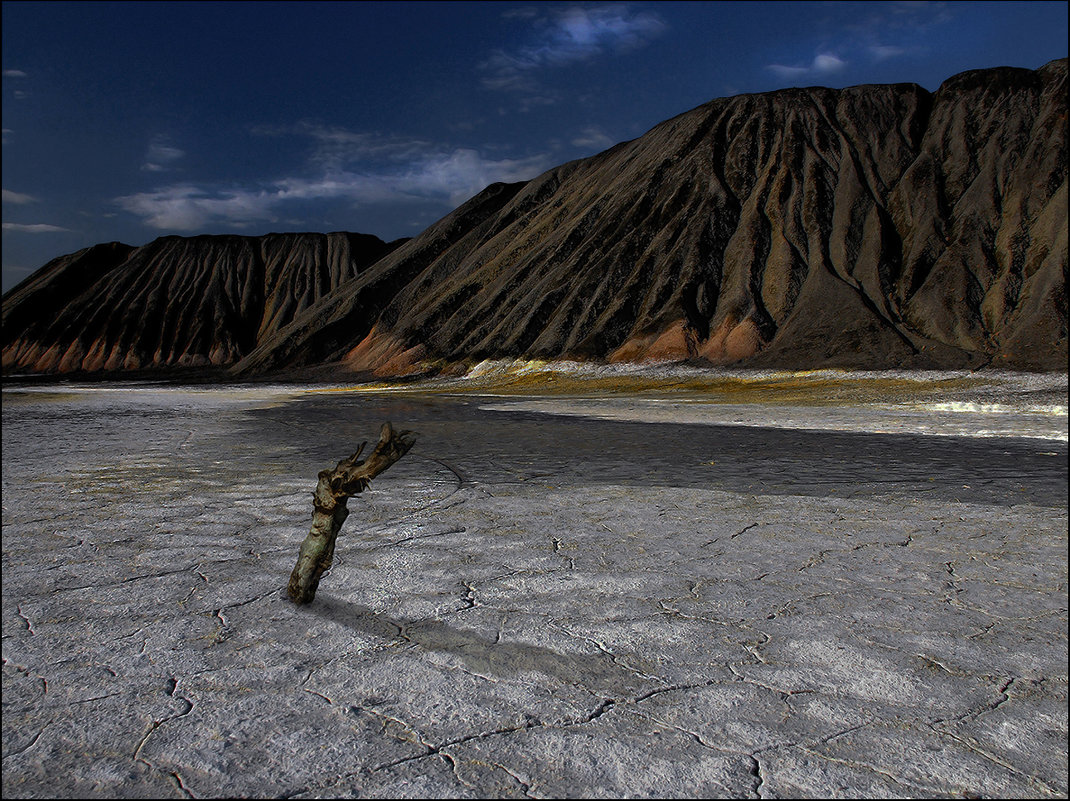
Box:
(287, 422, 415, 604)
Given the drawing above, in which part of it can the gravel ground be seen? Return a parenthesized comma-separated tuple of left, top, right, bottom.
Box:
(2, 381, 1067, 799)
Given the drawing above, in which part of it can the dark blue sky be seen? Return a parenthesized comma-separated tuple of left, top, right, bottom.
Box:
(3, 1, 1067, 292)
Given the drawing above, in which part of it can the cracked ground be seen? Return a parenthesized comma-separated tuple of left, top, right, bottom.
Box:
(2, 383, 1067, 799)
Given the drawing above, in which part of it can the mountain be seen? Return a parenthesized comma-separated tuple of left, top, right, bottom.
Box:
(4, 59, 1067, 377)
(2, 232, 402, 373)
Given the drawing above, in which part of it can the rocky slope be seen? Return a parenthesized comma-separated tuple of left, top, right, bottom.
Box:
(4, 59, 1066, 376)
(236, 59, 1068, 376)
(2, 232, 401, 372)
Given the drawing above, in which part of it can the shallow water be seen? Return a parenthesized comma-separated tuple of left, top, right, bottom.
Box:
(4, 370, 1066, 509)
(324, 364, 1069, 442)
(242, 392, 1067, 509)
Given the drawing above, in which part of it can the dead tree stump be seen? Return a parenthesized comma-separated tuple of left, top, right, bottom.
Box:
(287, 422, 415, 604)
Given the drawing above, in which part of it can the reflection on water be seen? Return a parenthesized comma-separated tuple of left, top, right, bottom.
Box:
(243, 389, 1068, 509)
(477, 397, 1068, 442)
(4, 368, 1066, 508)
(315, 364, 1069, 443)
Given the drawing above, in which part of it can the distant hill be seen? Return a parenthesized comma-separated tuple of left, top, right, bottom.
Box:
(4, 59, 1066, 376)
(2, 233, 402, 372)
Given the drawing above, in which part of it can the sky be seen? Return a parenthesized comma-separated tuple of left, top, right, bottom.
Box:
(2, 1, 1067, 293)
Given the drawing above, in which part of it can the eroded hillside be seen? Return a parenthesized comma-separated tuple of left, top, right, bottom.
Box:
(4, 59, 1066, 376)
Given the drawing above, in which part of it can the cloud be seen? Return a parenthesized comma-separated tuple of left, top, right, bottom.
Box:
(812, 53, 847, 73)
(2, 69, 28, 78)
(570, 125, 616, 152)
(481, 4, 667, 93)
(888, 1, 951, 22)
(869, 44, 906, 62)
(116, 140, 553, 231)
(767, 52, 848, 80)
(115, 184, 276, 231)
(2, 189, 37, 204)
(842, 2, 954, 66)
(2, 223, 72, 233)
(395, 148, 549, 203)
(141, 137, 186, 172)
(299, 124, 436, 170)
(761, 3, 953, 88)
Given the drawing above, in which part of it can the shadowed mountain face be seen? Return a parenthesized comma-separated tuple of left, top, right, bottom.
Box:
(4, 60, 1067, 376)
(2, 232, 401, 373)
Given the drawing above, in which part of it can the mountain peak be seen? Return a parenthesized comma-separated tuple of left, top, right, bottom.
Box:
(4, 61, 1067, 377)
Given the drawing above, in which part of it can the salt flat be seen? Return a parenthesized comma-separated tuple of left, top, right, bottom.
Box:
(2, 373, 1067, 799)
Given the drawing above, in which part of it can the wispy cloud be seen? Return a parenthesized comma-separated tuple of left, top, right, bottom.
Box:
(853, 2, 953, 63)
(114, 185, 273, 231)
(291, 123, 437, 171)
(764, 2, 956, 86)
(4, 264, 36, 279)
(2, 189, 37, 204)
(141, 137, 186, 172)
(2, 222, 72, 233)
(116, 132, 552, 231)
(888, 1, 952, 22)
(869, 44, 906, 62)
(767, 52, 848, 80)
(396, 148, 549, 201)
(570, 125, 616, 152)
(4, 68, 30, 99)
(481, 4, 667, 94)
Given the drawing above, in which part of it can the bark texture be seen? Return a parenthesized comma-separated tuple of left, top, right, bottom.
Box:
(287, 422, 415, 605)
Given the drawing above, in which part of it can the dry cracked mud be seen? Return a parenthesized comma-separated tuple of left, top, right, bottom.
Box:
(2, 380, 1067, 798)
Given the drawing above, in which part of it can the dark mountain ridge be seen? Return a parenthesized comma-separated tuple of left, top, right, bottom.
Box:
(3, 232, 402, 373)
(4, 59, 1067, 377)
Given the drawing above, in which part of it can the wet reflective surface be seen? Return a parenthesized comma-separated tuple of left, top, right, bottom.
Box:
(245, 390, 1068, 509)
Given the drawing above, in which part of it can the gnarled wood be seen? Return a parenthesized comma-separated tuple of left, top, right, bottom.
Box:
(287, 422, 415, 604)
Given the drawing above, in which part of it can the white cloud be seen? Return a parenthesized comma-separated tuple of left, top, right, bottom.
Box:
(869, 44, 906, 62)
(571, 125, 616, 152)
(812, 53, 847, 73)
(888, 1, 951, 22)
(843, 2, 953, 66)
(141, 138, 186, 172)
(254, 123, 448, 172)
(2, 189, 37, 204)
(303, 125, 435, 170)
(2, 69, 28, 78)
(767, 52, 848, 80)
(481, 4, 667, 92)
(115, 185, 276, 231)
(761, 3, 953, 88)
(396, 148, 549, 203)
(501, 7, 540, 21)
(2, 223, 72, 233)
(116, 143, 552, 231)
